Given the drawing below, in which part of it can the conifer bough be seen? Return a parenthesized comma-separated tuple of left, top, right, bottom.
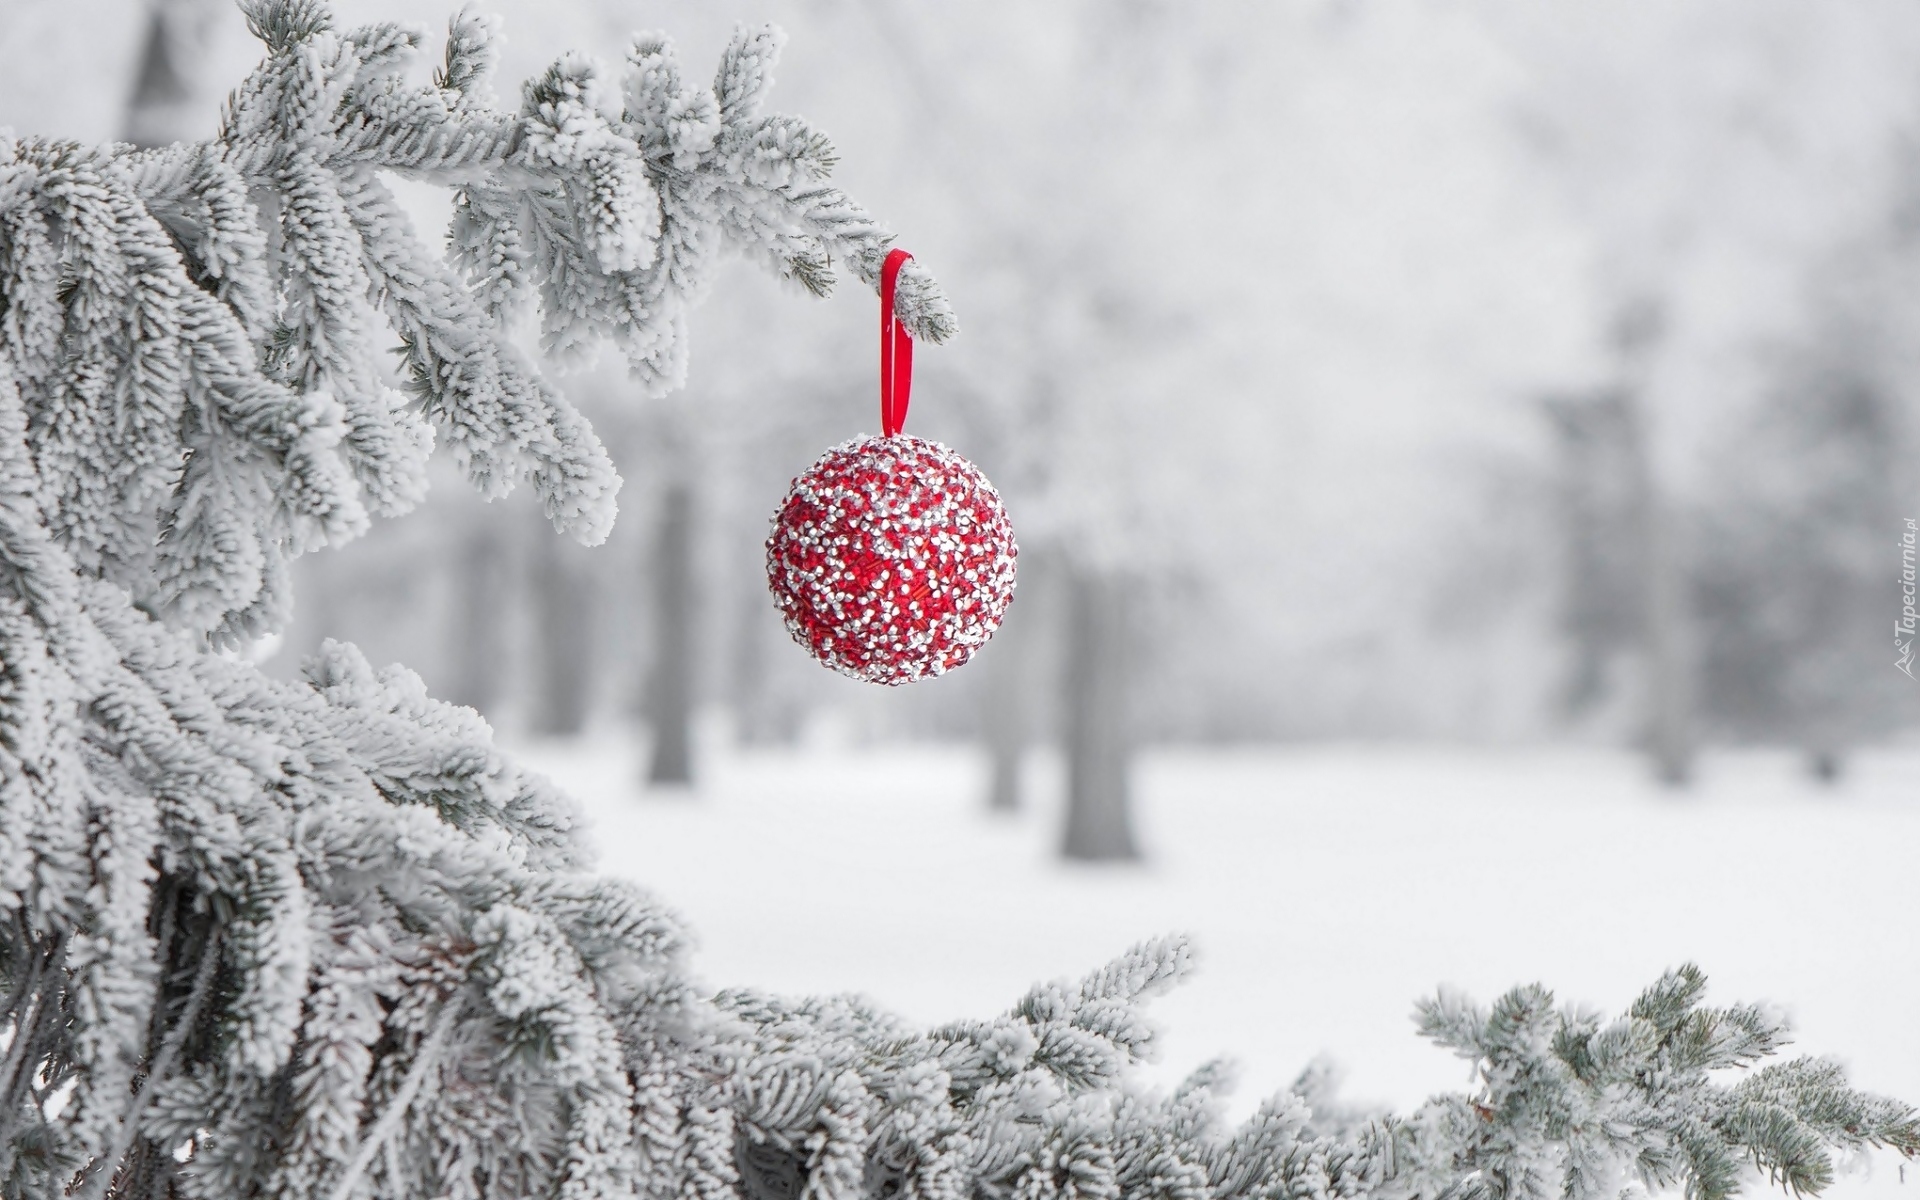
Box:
(0, 2, 1912, 1197)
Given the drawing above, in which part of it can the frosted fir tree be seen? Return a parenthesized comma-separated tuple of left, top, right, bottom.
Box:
(0, 3, 1915, 1198)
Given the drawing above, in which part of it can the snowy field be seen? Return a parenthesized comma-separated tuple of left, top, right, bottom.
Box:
(512, 736, 1920, 1199)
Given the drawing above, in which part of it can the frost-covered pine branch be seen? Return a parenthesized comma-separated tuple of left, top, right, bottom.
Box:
(704, 952, 1918, 1200)
(4, 0, 954, 646)
(0, 2, 1912, 1199)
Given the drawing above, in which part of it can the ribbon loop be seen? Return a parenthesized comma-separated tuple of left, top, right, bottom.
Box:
(880, 248, 914, 437)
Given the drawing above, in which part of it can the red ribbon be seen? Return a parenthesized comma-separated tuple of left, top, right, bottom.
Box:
(880, 248, 914, 437)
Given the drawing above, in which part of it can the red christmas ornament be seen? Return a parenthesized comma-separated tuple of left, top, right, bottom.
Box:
(766, 250, 1017, 684)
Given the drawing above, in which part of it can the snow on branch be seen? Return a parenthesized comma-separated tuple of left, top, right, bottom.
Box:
(2, 0, 957, 651)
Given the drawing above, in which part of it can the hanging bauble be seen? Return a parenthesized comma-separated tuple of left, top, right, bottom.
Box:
(767, 434, 1016, 684)
(766, 249, 1017, 684)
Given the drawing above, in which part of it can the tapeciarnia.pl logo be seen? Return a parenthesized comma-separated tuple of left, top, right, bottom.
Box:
(1900, 518, 1917, 679)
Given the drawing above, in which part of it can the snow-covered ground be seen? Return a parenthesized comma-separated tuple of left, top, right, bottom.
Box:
(513, 735, 1920, 1199)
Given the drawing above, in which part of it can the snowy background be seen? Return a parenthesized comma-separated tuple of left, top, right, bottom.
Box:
(509, 735, 1920, 1199)
(4, 0, 1918, 1195)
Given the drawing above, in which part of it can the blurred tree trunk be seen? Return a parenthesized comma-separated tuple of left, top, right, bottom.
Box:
(443, 526, 511, 716)
(981, 630, 1026, 814)
(979, 554, 1049, 814)
(1615, 304, 1694, 787)
(1807, 749, 1841, 784)
(983, 669, 1024, 813)
(1636, 472, 1693, 786)
(1543, 390, 1641, 719)
(527, 519, 595, 737)
(1060, 567, 1137, 861)
(123, 0, 219, 147)
(646, 483, 696, 785)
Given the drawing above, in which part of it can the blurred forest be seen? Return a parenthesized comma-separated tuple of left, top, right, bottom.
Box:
(7, 0, 1920, 826)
